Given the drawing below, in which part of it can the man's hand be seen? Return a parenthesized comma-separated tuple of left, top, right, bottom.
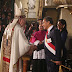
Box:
(51, 60, 62, 65)
(39, 41, 43, 45)
(25, 45, 37, 56)
(54, 61, 62, 65)
(29, 26, 32, 30)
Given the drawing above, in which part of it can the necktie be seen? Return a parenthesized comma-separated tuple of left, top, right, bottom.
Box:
(46, 31, 48, 39)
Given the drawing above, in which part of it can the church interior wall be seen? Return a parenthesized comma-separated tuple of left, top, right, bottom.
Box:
(42, 8, 60, 26)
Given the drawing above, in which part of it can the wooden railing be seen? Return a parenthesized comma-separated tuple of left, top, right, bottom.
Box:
(22, 55, 30, 72)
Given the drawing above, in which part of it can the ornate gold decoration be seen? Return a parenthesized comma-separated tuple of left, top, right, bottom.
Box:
(53, 0, 63, 5)
(53, 0, 72, 14)
(46, 0, 49, 5)
(2, 34, 12, 72)
(38, 0, 43, 19)
(28, 0, 36, 9)
(66, 0, 72, 4)
(53, 0, 72, 5)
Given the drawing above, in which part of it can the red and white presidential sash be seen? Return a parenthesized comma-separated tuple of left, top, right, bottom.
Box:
(45, 31, 56, 55)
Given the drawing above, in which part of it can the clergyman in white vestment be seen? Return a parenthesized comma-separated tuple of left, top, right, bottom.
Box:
(1, 3, 37, 72)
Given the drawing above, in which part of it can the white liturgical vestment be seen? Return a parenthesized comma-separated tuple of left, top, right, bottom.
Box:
(1, 19, 30, 72)
(9, 24, 30, 72)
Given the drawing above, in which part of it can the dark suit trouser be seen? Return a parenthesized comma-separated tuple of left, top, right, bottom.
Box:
(32, 59, 47, 72)
(46, 61, 59, 72)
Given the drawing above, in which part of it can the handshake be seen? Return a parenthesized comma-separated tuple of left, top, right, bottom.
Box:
(25, 45, 37, 56)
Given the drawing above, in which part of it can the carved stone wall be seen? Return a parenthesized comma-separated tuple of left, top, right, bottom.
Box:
(28, 0, 39, 18)
(37, 0, 43, 19)
(15, 0, 40, 19)
(45, 0, 55, 6)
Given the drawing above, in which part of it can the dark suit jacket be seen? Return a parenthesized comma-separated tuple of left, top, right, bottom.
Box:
(61, 28, 68, 60)
(37, 26, 62, 61)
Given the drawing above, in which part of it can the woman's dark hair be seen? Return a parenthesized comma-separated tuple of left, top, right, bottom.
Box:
(58, 19, 67, 29)
(31, 22, 36, 26)
(31, 22, 39, 31)
(43, 16, 53, 24)
(37, 18, 43, 21)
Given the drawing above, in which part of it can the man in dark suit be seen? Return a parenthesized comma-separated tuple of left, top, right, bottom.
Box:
(37, 16, 62, 72)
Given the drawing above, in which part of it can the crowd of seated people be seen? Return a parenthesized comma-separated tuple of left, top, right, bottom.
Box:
(0, 4, 13, 47)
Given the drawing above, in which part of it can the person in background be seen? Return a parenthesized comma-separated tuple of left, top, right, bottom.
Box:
(7, 8, 12, 13)
(1, 13, 7, 26)
(0, 19, 2, 25)
(0, 12, 1, 18)
(57, 19, 68, 63)
(0, 24, 2, 47)
(26, 22, 39, 43)
(32, 24, 47, 72)
(7, 12, 12, 17)
(1, 3, 37, 72)
(37, 19, 43, 25)
(2, 5, 7, 13)
(7, 15, 11, 24)
(1, 24, 6, 36)
(25, 22, 38, 71)
(23, 21, 30, 34)
(0, 19, 2, 47)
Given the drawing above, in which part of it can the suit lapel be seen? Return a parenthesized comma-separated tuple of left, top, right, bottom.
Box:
(47, 26, 54, 38)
